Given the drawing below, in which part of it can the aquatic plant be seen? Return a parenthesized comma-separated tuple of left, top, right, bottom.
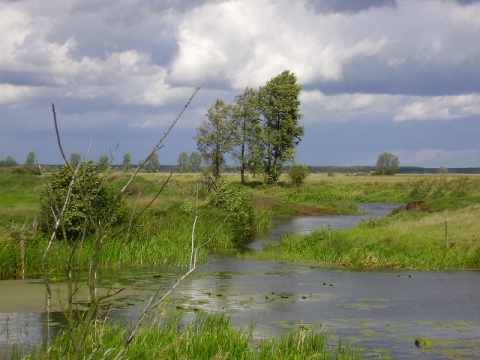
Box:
(34, 312, 381, 359)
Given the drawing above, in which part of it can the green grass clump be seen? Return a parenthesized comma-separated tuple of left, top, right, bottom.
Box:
(34, 312, 380, 359)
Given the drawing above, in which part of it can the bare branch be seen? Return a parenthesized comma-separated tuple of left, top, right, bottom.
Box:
(121, 87, 200, 193)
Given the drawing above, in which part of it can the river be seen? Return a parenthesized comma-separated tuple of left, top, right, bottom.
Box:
(1, 203, 480, 359)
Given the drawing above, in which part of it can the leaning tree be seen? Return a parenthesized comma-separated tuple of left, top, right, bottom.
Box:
(258, 70, 304, 184)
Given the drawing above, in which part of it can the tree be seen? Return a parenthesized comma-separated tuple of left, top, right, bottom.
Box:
(438, 166, 449, 174)
(144, 152, 160, 173)
(195, 99, 235, 181)
(258, 70, 304, 184)
(98, 155, 110, 172)
(231, 87, 262, 184)
(25, 151, 36, 167)
(375, 152, 399, 175)
(178, 151, 190, 172)
(0, 156, 17, 167)
(189, 152, 202, 172)
(288, 163, 309, 186)
(70, 153, 81, 168)
(122, 153, 131, 172)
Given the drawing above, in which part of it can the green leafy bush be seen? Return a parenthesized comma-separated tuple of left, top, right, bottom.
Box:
(39, 162, 129, 239)
(288, 163, 309, 186)
(213, 179, 254, 243)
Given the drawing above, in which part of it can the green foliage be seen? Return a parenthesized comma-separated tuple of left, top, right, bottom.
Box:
(213, 179, 254, 243)
(375, 152, 399, 175)
(144, 152, 160, 173)
(0, 155, 17, 167)
(195, 99, 235, 180)
(288, 163, 309, 186)
(97, 155, 110, 171)
(25, 151, 36, 167)
(38, 311, 370, 360)
(69, 153, 81, 168)
(259, 70, 304, 184)
(177, 151, 190, 172)
(231, 87, 263, 184)
(39, 161, 129, 239)
(122, 153, 131, 171)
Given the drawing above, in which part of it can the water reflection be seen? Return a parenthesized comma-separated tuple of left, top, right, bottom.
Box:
(0, 312, 63, 357)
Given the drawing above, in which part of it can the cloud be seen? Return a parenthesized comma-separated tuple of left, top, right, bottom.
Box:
(0, 84, 36, 105)
(306, 0, 397, 14)
(170, 0, 389, 90)
(394, 94, 480, 122)
(395, 148, 480, 167)
(1, 0, 479, 167)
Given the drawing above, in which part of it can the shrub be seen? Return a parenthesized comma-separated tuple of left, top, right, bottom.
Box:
(212, 179, 254, 243)
(288, 163, 309, 186)
(39, 162, 129, 239)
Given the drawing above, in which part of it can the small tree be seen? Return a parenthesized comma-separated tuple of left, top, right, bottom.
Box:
(375, 152, 399, 175)
(231, 87, 262, 184)
(195, 99, 235, 181)
(122, 153, 131, 172)
(178, 151, 190, 172)
(144, 152, 160, 173)
(70, 153, 81, 168)
(97, 155, 110, 172)
(25, 151, 36, 167)
(288, 163, 309, 186)
(438, 166, 449, 174)
(0, 156, 17, 167)
(190, 152, 202, 172)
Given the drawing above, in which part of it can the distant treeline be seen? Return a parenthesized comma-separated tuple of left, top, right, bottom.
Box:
(304, 166, 480, 174)
(152, 165, 480, 174)
(3, 163, 480, 175)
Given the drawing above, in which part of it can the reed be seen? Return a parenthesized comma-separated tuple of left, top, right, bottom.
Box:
(33, 312, 380, 359)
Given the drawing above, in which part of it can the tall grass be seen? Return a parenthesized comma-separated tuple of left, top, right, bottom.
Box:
(244, 205, 480, 270)
(31, 312, 381, 359)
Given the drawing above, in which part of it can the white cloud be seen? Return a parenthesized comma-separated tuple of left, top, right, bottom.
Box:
(0, 84, 36, 105)
(301, 91, 400, 122)
(170, 0, 388, 89)
(395, 148, 480, 168)
(394, 94, 480, 122)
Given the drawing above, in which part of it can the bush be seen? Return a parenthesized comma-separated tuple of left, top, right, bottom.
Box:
(39, 162, 129, 239)
(212, 179, 254, 243)
(288, 163, 309, 186)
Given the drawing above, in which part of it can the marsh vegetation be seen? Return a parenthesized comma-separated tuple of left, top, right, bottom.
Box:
(1, 170, 480, 358)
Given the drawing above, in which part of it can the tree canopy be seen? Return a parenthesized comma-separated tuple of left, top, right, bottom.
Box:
(195, 99, 235, 181)
(375, 152, 400, 175)
(259, 70, 304, 183)
(194, 70, 303, 184)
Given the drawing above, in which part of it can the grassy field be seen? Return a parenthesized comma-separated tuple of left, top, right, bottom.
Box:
(242, 173, 480, 270)
(1, 171, 480, 276)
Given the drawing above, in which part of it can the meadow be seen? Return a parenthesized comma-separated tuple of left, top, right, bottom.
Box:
(2, 171, 480, 276)
(242, 173, 480, 270)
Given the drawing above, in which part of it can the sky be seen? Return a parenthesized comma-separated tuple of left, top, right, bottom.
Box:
(1, 0, 480, 168)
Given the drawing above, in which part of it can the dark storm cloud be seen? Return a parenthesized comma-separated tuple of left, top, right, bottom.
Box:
(306, 56, 480, 96)
(306, 0, 397, 14)
(454, 0, 480, 5)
